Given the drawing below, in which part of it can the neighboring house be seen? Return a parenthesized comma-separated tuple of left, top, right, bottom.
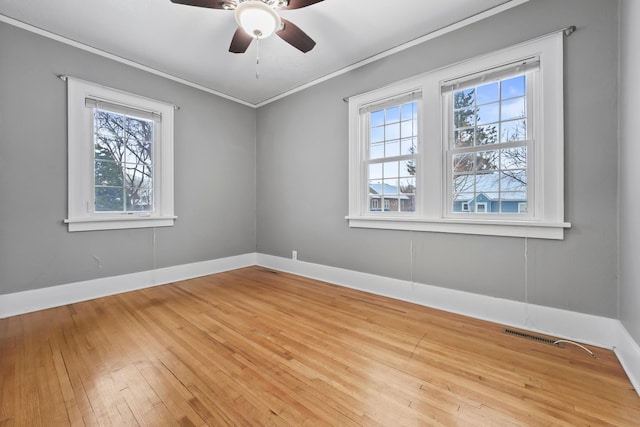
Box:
(452, 172, 527, 213)
(453, 193, 527, 214)
(369, 183, 413, 212)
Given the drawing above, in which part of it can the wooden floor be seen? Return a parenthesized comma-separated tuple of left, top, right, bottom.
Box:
(1, 267, 639, 426)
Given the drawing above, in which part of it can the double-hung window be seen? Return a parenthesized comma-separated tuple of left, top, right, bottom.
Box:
(65, 78, 176, 232)
(364, 93, 419, 213)
(348, 33, 570, 239)
(443, 62, 536, 217)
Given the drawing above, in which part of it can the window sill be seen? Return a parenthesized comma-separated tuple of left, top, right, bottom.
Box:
(346, 216, 571, 240)
(64, 216, 177, 232)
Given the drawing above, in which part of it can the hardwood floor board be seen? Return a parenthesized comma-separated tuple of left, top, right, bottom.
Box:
(195, 280, 510, 424)
(110, 395, 140, 427)
(136, 362, 207, 427)
(2, 266, 639, 425)
(185, 272, 620, 426)
(56, 327, 100, 422)
(187, 395, 232, 427)
(0, 333, 16, 424)
(62, 304, 144, 427)
(149, 286, 372, 425)
(116, 303, 262, 425)
(399, 330, 622, 425)
(35, 354, 69, 426)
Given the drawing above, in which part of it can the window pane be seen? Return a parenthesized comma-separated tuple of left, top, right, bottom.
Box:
(370, 126, 384, 143)
(383, 179, 399, 194)
(501, 195, 527, 213)
(453, 154, 474, 174)
(400, 137, 416, 155)
(454, 88, 474, 108)
(386, 106, 400, 123)
(400, 177, 416, 192)
(453, 174, 474, 194)
(95, 110, 123, 138)
(501, 75, 525, 99)
(475, 172, 500, 192)
(401, 120, 414, 138)
(501, 119, 527, 142)
(400, 160, 416, 177)
(501, 147, 527, 169)
(125, 145, 152, 166)
(95, 137, 124, 161)
(370, 143, 384, 159)
(454, 109, 474, 128)
(126, 187, 153, 211)
(476, 103, 499, 125)
(125, 164, 152, 188)
(501, 97, 526, 121)
(369, 163, 383, 180)
(95, 187, 124, 212)
(95, 160, 123, 186)
(476, 125, 498, 145)
(385, 122, 400, 140)
(476, 82, 499, 105)
(454, 129, 474, 148)
(383, 161, 398, 178)
(501, 171, 527, 192)
(401, 102, 416, 120)
(476, 151, 499, 172)
(385, 140, 400, 157)
(370, 110, 385, 127)
(125, 117, 153, 144)
(369, 181, 383, 194)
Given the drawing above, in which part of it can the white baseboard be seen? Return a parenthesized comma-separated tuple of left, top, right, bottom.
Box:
(615, 322, 640, 395)
(256, 254, 640, 396)
(2, 251, 638, 396)
(0, 253, 257, 319)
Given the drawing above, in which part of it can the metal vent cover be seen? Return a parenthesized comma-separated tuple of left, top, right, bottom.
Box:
(502, 328, 565, 347)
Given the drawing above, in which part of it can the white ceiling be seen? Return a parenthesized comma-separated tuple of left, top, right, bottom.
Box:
(0, 0, 526, 106)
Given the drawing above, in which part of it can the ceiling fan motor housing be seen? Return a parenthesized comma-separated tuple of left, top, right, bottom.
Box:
(235, 0, 282, 39)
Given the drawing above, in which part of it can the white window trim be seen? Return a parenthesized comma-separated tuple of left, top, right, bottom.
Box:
(64, 77, 176, 232)
(347, 33, 571, 240)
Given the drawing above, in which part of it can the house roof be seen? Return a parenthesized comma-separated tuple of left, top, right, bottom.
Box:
(369, 183, 410, 200)
(454, 192, 526, 202)
(454, 172, 526, 202)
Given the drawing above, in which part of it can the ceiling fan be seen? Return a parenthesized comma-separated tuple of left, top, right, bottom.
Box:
(170, 0, 325, 54)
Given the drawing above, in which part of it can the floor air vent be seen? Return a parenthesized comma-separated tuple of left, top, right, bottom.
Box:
(502, 328, 564, 347)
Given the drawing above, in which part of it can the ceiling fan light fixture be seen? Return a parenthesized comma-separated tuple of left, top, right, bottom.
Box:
(235, 1, 281, 39)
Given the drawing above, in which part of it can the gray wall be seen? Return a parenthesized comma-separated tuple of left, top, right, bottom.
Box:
(619, 0, 640, 343)
(0, 0, 626, 323)
(256, 0, 620, 318)
(0, 22, 257, 295)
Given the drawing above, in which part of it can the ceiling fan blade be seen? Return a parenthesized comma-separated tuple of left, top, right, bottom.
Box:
(170, 0, 234, 10)
(229, 27, 253, 53)
(277, 19, 316, 53)
(281, 0, 324, 10)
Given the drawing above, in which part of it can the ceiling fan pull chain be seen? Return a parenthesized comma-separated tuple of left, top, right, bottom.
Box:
(256, 38, 260, 79)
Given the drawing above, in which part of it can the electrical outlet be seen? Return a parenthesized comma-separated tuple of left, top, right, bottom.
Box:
(292, 250, 297, 260)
